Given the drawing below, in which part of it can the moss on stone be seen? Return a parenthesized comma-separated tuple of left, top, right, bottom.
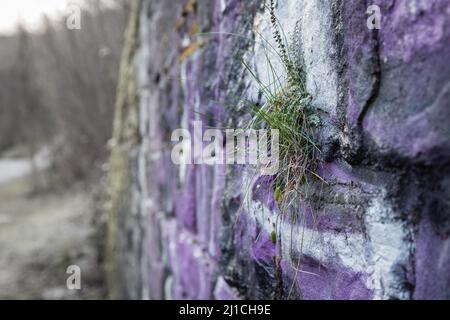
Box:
(104, 0, 142, 299)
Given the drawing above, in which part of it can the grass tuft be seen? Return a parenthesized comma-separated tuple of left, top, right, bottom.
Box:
(245, 0, 321, 211)
(242, 1, 326, 298)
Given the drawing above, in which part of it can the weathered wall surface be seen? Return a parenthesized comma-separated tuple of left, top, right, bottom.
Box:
(109, 0, 450, 299)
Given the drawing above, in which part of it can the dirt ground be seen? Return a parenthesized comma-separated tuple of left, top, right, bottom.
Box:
(0, 157, 106, 299)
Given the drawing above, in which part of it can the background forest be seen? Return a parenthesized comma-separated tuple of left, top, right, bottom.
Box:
(0, 0, 129, 299)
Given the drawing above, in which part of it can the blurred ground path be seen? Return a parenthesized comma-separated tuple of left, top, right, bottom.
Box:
(0, 152, 104, 299)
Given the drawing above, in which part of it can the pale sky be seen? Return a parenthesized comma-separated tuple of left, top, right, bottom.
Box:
(0, 0, 84, 35)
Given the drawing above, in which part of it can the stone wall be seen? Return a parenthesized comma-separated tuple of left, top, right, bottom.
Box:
(108, 0, 450, 299)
